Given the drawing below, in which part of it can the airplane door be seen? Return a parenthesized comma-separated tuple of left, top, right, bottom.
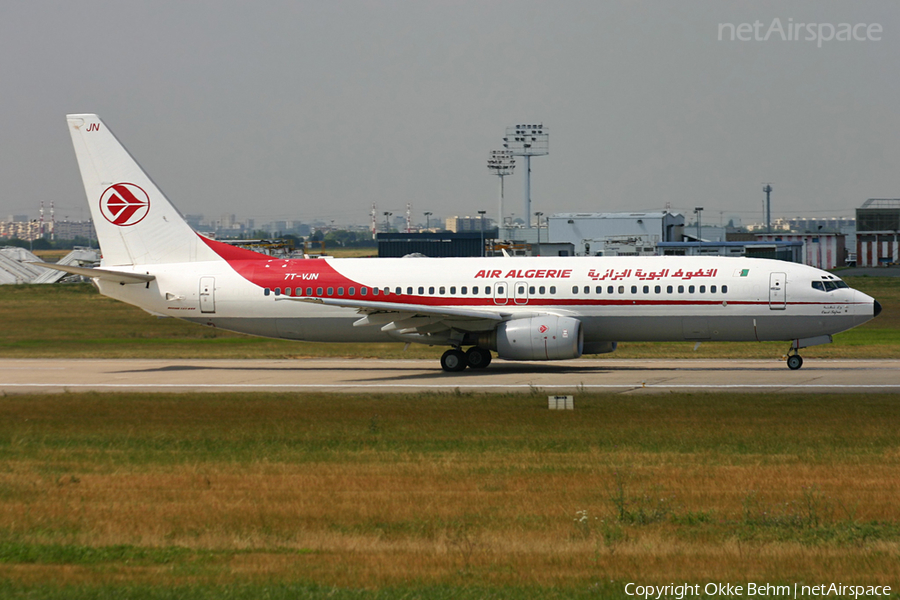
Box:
(769, 272, 786, 310)
(513, 281, 529, 305)
(493, 281, 508, 305)
(199, 277, 216, 313)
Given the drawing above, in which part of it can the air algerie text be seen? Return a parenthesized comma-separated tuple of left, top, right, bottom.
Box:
(474, 269, 572, 279)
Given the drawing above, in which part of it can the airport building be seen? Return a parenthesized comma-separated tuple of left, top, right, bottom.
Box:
(754, 233, 846, 270)
(856, 199, 900, 266)
(547, 212, 684, 256)
(377, 230, 499, 258)
(656, 241, 804, 263)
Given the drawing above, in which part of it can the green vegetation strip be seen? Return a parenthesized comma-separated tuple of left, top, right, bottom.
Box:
(0, 581, 626, 600)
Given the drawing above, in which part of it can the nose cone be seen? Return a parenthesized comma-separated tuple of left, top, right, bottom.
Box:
(874, 300, 882, 318)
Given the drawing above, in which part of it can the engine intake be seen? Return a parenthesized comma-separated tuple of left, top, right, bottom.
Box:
(479, 316, 583, 361)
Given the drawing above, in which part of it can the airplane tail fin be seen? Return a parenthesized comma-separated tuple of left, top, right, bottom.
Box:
(66, 114, 217, 266)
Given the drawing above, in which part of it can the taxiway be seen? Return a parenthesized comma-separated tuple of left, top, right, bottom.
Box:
(1, 358, 898, 394)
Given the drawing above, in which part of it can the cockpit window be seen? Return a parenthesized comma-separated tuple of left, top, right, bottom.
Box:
(813, 280, 848, 292)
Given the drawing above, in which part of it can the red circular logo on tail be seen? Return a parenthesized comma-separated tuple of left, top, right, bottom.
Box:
(99, 183, 150, 226)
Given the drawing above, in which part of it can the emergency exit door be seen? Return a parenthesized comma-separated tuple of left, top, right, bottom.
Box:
(199, 277, 216, 313)
(768, 272, 786, 310)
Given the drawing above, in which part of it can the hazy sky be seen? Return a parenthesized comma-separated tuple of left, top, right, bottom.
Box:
(2, 1, 898, 227)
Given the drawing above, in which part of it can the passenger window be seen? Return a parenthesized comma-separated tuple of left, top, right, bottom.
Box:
(429, 286, 435, 294)
(529, 286, 535, 294)
(678, 285, 684, 293)
(484, 286, 490, 294)
(406, 287, 413, 295)
(418, 286, 425, 295)
(667, 285, 673, 294)
(721, 285, 728, 294)
(596, 286, 602, 294)
(618, 286, 624, 294)
(584, 286, 590, 294)
(631, 285, 637, 294)
(642, 285, 649, 294)
(316, 287, 323, 295)
(450, 286, 456, 294)
(326, 287, 333, 295)
(373, 288, 379, 296)
(274, 288, 281, 296)
(608, 286, 614, 294)
(519, 285, 525, 294)
(473, 286, 479, 294)
(383, 287, 390, 295)
(549, 286, 556, 294)
(497, 285, 505, 294)
(461, 286, 468, 294)
(655, 285, 661, 294)
(710, 285, 716, 293)
(305, 287, 312, 296)
(264, 288, 271, 296)
(539, 286, 545, 294)
(439, 286, 446, 295)
(284, 288, 292, 296)
(361, 288, 367, 296)
(699, 285, 705, 293)
(572, 286, 579, 294)
(688, 285, 695, 294)
(338, 287, 344, 296)
(395, 287, 402, 295)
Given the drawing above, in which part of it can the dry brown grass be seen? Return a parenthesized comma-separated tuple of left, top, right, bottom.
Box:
(1, 392, 899, 590)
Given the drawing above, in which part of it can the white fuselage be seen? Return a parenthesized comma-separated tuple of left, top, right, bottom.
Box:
(98, 254, 875, 347)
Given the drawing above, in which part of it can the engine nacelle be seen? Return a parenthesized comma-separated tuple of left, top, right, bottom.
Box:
(483, 316, 584, 361)
(582, 341, 618, 355)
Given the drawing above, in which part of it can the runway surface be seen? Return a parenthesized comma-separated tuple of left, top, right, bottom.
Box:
(1, 358, 898, 394)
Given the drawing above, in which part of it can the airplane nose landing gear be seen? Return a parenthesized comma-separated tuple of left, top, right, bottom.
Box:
(786, 351, 804, 370)
(783, 335, 832, 370)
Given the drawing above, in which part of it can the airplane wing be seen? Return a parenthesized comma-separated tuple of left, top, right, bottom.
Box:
(30, 262, 156, 285)
(277, 296, 512, 334)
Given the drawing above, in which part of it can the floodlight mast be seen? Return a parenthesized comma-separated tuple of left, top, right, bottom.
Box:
(763, 184, 773, 233)
(487, 150, 515, 226)
(503, 124, 548, 228)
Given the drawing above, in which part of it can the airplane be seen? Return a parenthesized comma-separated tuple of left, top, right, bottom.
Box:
(35, 114, 881, 372)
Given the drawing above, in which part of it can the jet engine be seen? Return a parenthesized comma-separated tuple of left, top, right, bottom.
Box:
(477, 316, 584, 361)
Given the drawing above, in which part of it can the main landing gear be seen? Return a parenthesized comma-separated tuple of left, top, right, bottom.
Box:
(440, 347, 492, 372)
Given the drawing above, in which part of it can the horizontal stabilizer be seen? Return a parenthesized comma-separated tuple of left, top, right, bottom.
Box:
(30, 262, 155, 285)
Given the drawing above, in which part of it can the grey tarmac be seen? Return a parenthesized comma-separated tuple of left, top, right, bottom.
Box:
(1, 358, 899, 394)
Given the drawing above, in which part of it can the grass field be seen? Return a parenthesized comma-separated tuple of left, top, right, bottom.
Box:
(0, 391, 898, 598)
(0, 276, 897, 359)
